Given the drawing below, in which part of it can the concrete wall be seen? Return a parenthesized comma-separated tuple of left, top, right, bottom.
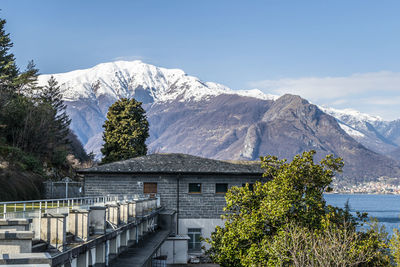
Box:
(68, 210, 89, 241)
(0, 230, 34, 253)
(0, 204, 167, 266)
(179, 218, 224, 251)
(40, 214, 67, 251)
(85, 173, 262, 219)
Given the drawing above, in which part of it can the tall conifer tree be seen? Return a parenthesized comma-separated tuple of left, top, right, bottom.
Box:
(101, 98, 149, 164)
(40, 76, 71, 142)
(0, 18, 18, 86)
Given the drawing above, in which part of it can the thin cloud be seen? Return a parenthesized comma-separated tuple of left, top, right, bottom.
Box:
(113, 55, 145, 61)
(249, 71, 400, 100)
(361, 96, 400, 106)
(248, 71, 400, 120)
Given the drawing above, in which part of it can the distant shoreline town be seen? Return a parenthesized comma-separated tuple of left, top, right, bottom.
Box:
(331, 178, 400, 194)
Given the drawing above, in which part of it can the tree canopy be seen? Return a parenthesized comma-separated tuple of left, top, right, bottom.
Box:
(205, 150, 391, 266)
(101, 98, 149, 164)
(0, 17, 88, 200)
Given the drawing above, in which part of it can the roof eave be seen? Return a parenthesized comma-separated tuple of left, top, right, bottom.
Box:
(77, 170, 264, 176)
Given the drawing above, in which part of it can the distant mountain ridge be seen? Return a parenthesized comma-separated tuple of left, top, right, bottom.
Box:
(321, 107, 400, 156)
(38, 60, 400, 182)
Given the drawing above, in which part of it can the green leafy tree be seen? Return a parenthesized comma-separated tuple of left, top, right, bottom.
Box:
(391, 228, 400, 266)
(205, 151, 391, 266)
(101, 98, 149, 164)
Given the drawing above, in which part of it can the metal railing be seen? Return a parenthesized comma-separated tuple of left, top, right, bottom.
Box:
(0, 194, 160, 219)
(0, 195, 119, 219)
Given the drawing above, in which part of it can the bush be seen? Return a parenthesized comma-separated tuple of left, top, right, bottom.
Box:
(0, 145, 42, 173)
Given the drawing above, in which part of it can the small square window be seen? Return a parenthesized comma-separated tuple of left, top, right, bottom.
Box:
(189, 183, 201, 193)
(216, 183, 228, 193)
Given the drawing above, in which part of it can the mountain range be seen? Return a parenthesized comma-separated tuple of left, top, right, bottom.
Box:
(38, 60, 400, 182)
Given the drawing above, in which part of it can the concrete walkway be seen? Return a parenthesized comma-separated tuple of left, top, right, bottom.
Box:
(110, 230, 170, 267)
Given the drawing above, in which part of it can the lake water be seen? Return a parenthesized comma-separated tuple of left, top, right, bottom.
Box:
(325, 194, 400, 235)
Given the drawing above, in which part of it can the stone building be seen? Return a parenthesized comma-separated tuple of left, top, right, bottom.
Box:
(78, 153, 265, 254)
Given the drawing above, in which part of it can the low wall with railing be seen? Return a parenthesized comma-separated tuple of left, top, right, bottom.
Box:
(0, 194, 170, 267)
(0, 196, 117, 219)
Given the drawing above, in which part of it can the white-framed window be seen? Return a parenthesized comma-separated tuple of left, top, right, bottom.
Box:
(188, 228, 202, 251)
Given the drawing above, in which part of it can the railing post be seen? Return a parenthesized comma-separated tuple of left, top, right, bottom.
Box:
(23, 203, 26, 218)
(3, 204, 6, 219)
(38, 201, 42, 240)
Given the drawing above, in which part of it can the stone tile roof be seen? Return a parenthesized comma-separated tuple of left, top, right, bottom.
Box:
(78, 153, 264, 175)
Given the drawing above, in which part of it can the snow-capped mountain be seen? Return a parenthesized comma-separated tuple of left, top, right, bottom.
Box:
(319, 107, 399, 155)
(37, 60, 279, 154)
(38, 60, 278, 104)
(38, 60, 400, 181)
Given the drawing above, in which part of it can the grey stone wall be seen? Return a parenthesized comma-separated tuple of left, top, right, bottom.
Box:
(85, 173, 263, 219)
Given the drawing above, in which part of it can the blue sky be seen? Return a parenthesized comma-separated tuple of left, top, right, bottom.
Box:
(2, 0, 400, 120)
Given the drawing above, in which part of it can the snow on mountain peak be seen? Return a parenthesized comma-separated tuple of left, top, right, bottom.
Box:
(38, 60, 386, 128)
(235, 89, 279, 100)
(319, 106, 384, 124)
(38, 60, 190, 102)
(38, 60, 275, 104)
(317, 105, 396, 155)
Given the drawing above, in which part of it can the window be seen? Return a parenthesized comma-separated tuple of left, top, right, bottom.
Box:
(242, 183, 254, 191)
(143, 182, 157, 195)
(188, 228, 202, 251)
(216, 183, 228, 193)
(189, 183, 201, 193)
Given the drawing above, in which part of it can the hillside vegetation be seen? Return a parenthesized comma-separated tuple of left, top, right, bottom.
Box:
(0, 17, 89, 201)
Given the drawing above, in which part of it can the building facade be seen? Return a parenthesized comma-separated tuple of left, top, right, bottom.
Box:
(78, 153, 265, 254)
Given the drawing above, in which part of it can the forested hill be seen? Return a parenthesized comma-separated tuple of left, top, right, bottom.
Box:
(0, 18, 90, 201)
